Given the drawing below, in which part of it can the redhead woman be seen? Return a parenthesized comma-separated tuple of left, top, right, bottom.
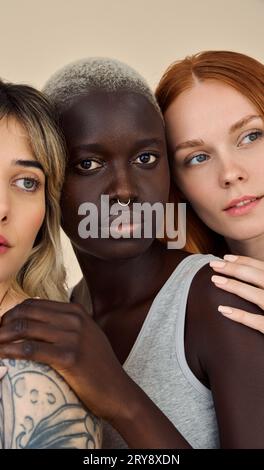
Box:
(156, 50, 264, 335)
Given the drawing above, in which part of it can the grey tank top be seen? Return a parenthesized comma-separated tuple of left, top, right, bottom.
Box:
(103, 254, 220, 449)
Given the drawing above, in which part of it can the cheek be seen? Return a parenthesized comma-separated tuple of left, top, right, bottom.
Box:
(174, 165, 210, 202)
(149, 162, 170, 202)
(17, 200, 46, 248)
(60, 180, 85, 238)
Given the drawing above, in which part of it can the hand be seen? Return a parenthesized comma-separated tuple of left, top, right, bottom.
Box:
(0, 299, 191, 449)
(210, 254, 264, 333)
(0, 299, 133, 421)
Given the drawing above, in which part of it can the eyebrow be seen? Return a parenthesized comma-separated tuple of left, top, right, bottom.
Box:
(174, 139, 205, 153)
(229, 114, 263, 134)
(72, 138, 165, 153)
(134, 138, 165, 147)
(71, 137, 165, 153)
(173, 115, 263, 154)
(11, 159, 44, 172)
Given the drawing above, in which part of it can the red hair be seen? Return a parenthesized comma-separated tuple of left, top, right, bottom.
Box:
(156, 50, 264, 255)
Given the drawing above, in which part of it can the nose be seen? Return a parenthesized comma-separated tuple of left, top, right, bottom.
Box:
(218, 159, 248, 189)
(108, 166, 138, 206)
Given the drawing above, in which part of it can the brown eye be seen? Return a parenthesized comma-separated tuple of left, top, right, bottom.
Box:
(76, 159, 102, 171)
(135, 153, 157, 165)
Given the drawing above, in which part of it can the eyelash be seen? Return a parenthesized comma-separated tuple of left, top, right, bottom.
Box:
(184, 129, 264, 167)
(75, 159, 103, 172)
(13, 177, 41, 192)
(239, 129, 264, 145)
(185, 153, 209, 167)
(133, 153, 158, 166)
(74, 152, 159, 173)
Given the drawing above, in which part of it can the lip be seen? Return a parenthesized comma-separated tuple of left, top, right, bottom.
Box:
(224, 195, 262, 217)
(110, 223, 142, 238)
(101, 222, 143, 238)
(0, 235, 10, 247)
(224, 195, 260, 211)
(101, 210, 144, 227)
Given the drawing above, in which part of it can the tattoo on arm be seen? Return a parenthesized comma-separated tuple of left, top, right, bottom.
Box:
(0, 359, 102, 449)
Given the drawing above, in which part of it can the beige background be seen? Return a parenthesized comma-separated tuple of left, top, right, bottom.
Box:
(1, 0, 264, 286)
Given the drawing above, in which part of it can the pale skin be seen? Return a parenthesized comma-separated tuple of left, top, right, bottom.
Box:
(164, 80, 264, 333)
(0, 117, 101, 448)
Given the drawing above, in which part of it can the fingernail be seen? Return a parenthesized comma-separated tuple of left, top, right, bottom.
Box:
(211, 275, 228, 285)
(0, 366, 7, 379)
(210, 260, 226, 269)
(218, 305, 233, 315)
(223, 255, 238, 262)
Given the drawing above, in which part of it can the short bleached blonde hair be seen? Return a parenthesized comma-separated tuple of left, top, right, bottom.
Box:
(43, 57, 162, 118)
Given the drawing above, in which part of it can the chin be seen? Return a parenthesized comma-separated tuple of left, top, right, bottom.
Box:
(79, 237, 154, 261)
(223, 226, 264, 243)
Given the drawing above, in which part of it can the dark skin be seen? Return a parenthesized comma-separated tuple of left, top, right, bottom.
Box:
(0, 90, 263, 448)
(59, 91, 187, 363)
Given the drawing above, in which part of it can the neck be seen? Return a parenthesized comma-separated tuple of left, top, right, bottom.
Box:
(74, 240, 169, 317)
(0, 282, 27, 318)
(226, 232, 264, 261)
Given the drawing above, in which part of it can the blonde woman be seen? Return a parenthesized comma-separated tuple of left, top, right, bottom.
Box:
(0, 80, 101, 449)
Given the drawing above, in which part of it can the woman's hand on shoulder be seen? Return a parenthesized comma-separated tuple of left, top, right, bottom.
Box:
(210, 255, 264, 333)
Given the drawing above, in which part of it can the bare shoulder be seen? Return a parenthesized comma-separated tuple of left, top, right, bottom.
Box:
(0, 359, 102, 449)
(186, 262, 264, 360)
(185, 262, 264, 447)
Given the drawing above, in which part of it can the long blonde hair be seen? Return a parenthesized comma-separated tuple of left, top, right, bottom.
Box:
(156, 50, 264, 255)
(0, 80, 68, 301)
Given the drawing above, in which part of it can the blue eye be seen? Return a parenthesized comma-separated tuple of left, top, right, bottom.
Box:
(14, 178, 40, 192)
(135, 153, 157, 165)
(240, 130, 263, 144)
(187, 153, 209, 166)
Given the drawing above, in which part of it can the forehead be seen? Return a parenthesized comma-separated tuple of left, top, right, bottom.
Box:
(60, 90, 165, 146)
(165, 80, 259, 139)
(0, 116, 32, 149)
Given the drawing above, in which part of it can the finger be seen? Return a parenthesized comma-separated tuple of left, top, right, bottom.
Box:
(1, 300, 85, 330)
(0, 341, 68, 369)
(223, 254, 264, 271)
(211, 275, 264, 309)
(218, 305, 264, 333)
(0, 366, 7, 379)
(210, 261, 264, 288)
(0, 319, 73, 344)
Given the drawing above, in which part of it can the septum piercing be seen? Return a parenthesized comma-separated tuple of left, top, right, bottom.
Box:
(117, 198, 131, 207)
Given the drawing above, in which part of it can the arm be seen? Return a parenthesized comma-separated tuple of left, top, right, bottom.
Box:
(0, 358, 101, 449)
(0, 299, 190, 448)
(186, 264, 264, 448)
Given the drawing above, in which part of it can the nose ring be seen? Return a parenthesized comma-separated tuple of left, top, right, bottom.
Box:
(117, 198, 131, 207)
